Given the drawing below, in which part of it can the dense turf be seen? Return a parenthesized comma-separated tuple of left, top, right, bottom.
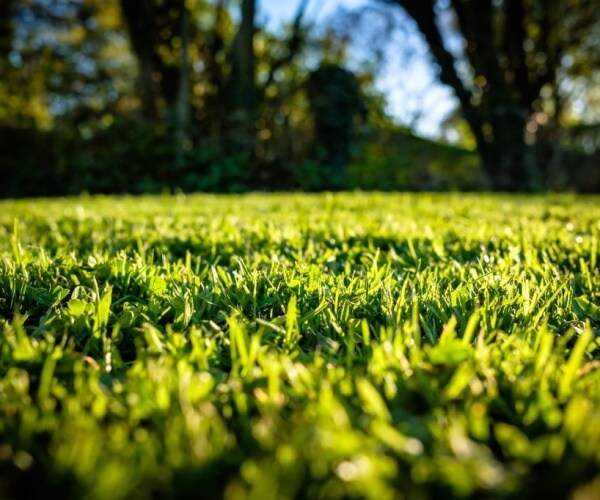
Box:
(0, 193, 599, 499)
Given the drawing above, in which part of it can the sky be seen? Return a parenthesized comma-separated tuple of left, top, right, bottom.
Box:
(258, 0, 458, 140)
(260, 0, 366, 23)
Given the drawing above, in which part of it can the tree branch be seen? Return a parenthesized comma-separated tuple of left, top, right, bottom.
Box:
(388, 1, 483, 128)
(262, 0, 310, 90)
(503, 0, 534, 107)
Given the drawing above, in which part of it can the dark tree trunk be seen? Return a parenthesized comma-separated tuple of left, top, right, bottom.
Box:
(171, 3, 191, 155)
(0, 0, 15, 61)
(202, 0, 229, 144)
(119, 0, 190, 129)
(226, 0, 258, 156)
(478, 108, 537, 191)
(387, 0, 569, 191)
(119, 0, 160, 121)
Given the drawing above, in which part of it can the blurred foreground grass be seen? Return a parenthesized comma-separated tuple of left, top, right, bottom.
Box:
(0, 193, 599, 499)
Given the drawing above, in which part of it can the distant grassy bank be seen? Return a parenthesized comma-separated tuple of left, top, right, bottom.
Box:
(0, 193, 599, 499)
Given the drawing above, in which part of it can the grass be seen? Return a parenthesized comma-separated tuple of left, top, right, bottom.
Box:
(0, 192, 599, 499)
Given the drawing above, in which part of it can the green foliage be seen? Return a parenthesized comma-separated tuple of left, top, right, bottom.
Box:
(349, 126, 485, 191)
(0, 120, 486, 196)
(307, 64, 367, 186)
(0, 193, 599, 499)
(291, 160, 329, 191)
(0, 121, 252, 196)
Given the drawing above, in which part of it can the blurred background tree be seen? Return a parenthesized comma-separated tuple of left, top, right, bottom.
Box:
(0, 0, 597, 196)
(381, 0, 600, 191)
(307, 63, 366, 188)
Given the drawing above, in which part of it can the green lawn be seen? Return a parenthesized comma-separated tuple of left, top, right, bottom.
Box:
(0, 193, 599, 499)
